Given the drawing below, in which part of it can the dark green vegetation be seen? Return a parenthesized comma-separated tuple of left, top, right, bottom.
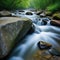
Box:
(0, 0, 60, 12)
(0, 0, 30, 10)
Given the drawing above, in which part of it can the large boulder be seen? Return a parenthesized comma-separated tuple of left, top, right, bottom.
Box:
(0, 11, 12, 17)
(0, 17, 32, 58)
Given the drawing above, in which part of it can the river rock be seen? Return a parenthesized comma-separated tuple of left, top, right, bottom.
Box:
(40, 13, 46, 17)
(53, 13, 60, 20)
(50, 20, 60, 27)
(37, 41, 52, 50)
(45, 11, 53, 16)
(42, 20, 47, 25)
(0, 10, 12, 17)
(0, 17, 32, 58)
(25, 12, 33, 15)
(36, 11, 43, 15)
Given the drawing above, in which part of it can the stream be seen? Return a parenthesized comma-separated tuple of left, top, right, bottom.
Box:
(8, 9, 60, 60)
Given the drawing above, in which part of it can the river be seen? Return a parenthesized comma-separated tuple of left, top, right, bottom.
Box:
(8, 9, 60, 60)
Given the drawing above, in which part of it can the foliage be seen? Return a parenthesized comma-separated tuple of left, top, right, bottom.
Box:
(0, 0, 60, 11)
(29, 0, 60, 12)
(0, 0, 30, 10)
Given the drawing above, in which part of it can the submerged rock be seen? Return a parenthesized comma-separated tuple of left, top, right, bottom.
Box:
(0, 17, 32, 58)
(37, 41, 52, 50)
(0, 10, 12, 17)
(50, 20, 60, 27)
(25, 12, 33, 15)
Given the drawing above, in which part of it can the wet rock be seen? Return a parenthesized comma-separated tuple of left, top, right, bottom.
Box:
(0, 17, 32, 58)
(50, 20, 60, 27)
(0, 10, 12, 17)
(37, 41, 52, 50)
(42, 20, 47, 25)
(36, 11, 43, 15)
(25, 12, 33, 15)
(53, 13, 60, 20)
(40, 13, 46, 17)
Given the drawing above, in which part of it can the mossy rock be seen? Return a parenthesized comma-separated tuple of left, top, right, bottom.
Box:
(45, 11, 53, 16)
(0, 17, 32, 58)
(53, 13, 60, 20)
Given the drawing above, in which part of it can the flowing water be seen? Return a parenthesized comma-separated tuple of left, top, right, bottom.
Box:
(8, 10, 60, 60)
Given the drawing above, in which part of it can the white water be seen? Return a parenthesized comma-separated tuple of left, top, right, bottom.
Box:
(9, 10, 60, 60)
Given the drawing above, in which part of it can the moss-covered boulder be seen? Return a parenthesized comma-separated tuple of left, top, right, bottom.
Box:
(0, 17, 32, 58)
(53, 13, 60, 20)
